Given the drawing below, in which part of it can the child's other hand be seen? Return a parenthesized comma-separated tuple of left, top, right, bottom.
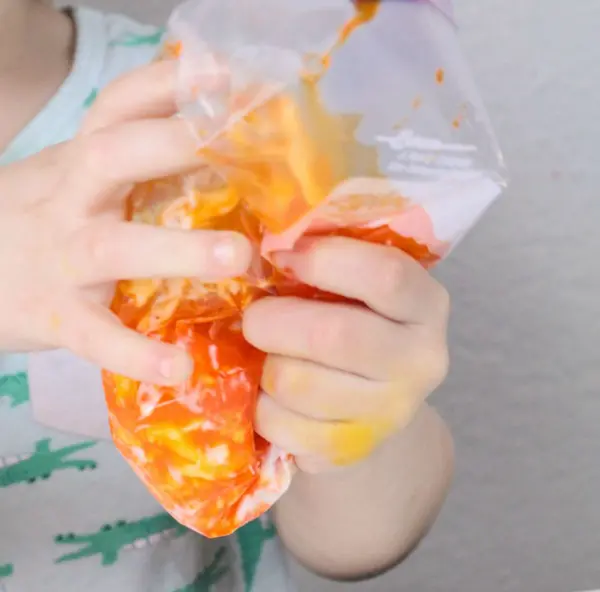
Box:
(244, 238, 450, 473)
(0, 62, 251, 383)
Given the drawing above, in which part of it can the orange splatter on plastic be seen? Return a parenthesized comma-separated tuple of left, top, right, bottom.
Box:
(103, 0, 441, 538)
(452, 103, 468, 129)
(305, 0, 380, 82)
(162, 40, 183, 59)
(435, 67, 445, 84)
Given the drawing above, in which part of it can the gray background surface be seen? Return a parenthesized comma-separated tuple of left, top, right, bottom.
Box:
(70, 1, 600, 590)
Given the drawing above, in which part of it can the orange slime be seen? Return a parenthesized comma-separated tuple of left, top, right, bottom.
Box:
(103, 0, 439, 538)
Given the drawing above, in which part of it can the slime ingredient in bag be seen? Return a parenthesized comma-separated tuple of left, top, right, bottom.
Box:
(103, 0, 506, 538)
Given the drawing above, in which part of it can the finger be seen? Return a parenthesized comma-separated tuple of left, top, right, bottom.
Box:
(68, 118, 200, 208)
(244, 297, 403, 379)
(255, 393, 392, 467)
(81, 61, 179, 134)
(262, 355, 419, 423)
(54, 300, 192, 385)
(273, 237, 450, 326)
(64, 222, 252, 284)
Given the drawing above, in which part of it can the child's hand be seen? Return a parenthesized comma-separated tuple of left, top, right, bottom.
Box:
(0, 62, 251, 384)
(244, 237, 450, 473)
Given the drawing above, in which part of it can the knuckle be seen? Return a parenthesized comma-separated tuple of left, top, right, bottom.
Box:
(434, 283, 451, 324)
(254, 393, 279, 441)
(433, 343, 450, 387)
(75, 135, 110, 181)
(76, 223, 114, 274)
(271, 361, 296, 397)
(261, 357, 284, 396)
(418, 337, 450, 391)
(390, 395, 421, 431)
(379, 251, 408, 302)
(276, 359, 312, 400)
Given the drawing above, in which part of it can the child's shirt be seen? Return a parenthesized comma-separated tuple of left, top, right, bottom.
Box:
(0, 7, 293, 591)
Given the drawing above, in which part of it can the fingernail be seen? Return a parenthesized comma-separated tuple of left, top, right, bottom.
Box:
(293, 236, 321, 253)
(213, 235, 250, 270)
(271, 251, 297, 274)
(159, 352, 193, 382)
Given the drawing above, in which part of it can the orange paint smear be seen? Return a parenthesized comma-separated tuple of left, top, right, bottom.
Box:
(306, 0, 380, 81)
(162, 40, 183, 60)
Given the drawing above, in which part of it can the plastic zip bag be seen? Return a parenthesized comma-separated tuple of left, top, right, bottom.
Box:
(103, 0, 506, 538)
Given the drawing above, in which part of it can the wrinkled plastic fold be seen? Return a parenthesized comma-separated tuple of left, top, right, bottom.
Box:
(103, 0, 506, 538)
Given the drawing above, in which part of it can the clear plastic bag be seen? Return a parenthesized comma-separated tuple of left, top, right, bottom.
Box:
(103, 0, 507, 538)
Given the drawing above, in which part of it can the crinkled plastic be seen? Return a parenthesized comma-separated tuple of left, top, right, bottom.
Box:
(102, 0, 507, 538)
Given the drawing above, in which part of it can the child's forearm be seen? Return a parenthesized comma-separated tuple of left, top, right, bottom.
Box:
(273, 404, 454, 581)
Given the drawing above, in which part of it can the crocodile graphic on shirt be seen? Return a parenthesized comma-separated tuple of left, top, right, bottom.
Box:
(55, 512, 189, 566)
(83, 88, 98, 109)
(0, 439, 97, 487)
(0, 372, 29, 408)
(236, 519, 277, 592)
(0, 564, 13, 578)
(109, 29, 165, 48)
(174, 547, 229, 592)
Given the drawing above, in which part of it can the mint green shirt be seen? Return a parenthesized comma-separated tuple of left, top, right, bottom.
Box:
(0, 8, 292, 591)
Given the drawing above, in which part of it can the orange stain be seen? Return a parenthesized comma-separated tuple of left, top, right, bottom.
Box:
(435, 67, 445, 84)
(327, 419, 394, 466)
(327, 422, 377, 466)
(163, 40, 182, 59)
(49, 313, 62, 332)
(392, 117, 408, 131)
(452, 103, 468, 129)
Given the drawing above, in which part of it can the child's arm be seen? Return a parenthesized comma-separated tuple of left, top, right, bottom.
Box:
(274, 404, 454, 580)
(243, 237, 453, 580)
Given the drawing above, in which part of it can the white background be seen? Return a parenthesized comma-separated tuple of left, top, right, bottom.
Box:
(70, 0, 600, 590)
